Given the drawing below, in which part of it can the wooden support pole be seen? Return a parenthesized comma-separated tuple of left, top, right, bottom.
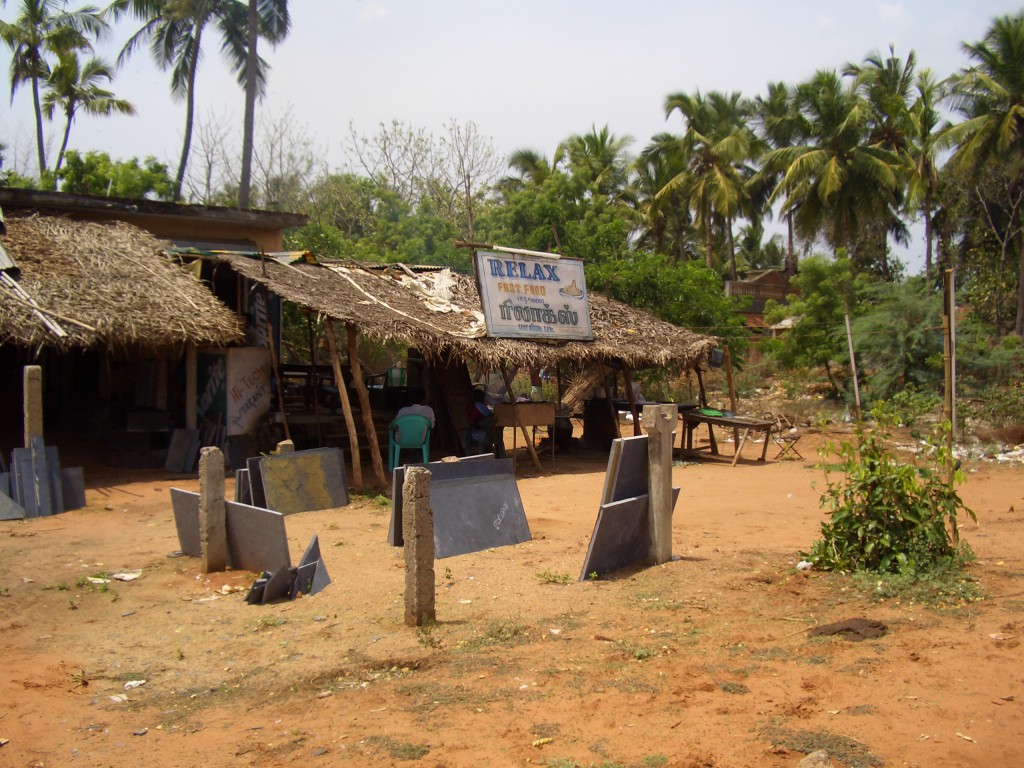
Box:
(723, 347, 739, 448)
(403, 466, 435, 627)
(643, 404, 677, 565)
(23, 365, 43, 449)
(347, 324, 387, 486)
(600, 364, 622, 440)
(198, 446, 227, 573)
(325, 320, 363, 491)
(844, 297, 862, 423)
(306, 310, 323, 447)
(500, 366, 543, 472)
(943, 269, 959, 543)
(262, 285, 291, 441)
(623, 367, 642, 436)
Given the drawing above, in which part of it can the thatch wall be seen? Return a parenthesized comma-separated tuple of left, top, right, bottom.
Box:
(0, 216, 244, 351)
(194, 251, 717, 372)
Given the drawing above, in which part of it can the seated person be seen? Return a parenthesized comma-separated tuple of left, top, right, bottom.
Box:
(394, 398, 435, 441)
(463, 389, 496, 454)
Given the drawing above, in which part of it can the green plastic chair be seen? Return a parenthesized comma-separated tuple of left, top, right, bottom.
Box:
(388, 413, 432, 471)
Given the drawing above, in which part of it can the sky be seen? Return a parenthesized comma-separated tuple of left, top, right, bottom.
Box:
(3, 0, 1024, 270)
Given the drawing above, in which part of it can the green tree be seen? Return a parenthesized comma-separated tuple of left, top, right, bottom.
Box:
(111, 0, 257, 202)
(238, 0, 289, 208)
(0, 0, 106, 177)
(55, 148, 174, 198)
(764, 70, 904, 279)
(41, 51, 134, 173)
(906, 70, 945, 280)
(630, 132, 695, 261)
(944, 12, 1024, 335)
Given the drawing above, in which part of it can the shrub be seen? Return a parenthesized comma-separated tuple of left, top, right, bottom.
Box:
(805, 405, 974, 574)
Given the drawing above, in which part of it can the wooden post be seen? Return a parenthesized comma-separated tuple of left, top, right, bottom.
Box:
(403, 466, 435, 627)
(723, 347, 739, 447)
(943, 270, 959, 542)
(198, 446, 227, 573)
(185, 344, 197, 429)
(623, 367, 642, 436)
(600, 364, 622, 440)
(262, 285, 291, 441)
(844, 297, 862, 423)
(23, 365, 43, 448)
(500, 366, 543, 472)
(347, 324, 387, 486)
(325, 320, 363, 491)
(306, 310, 323, 447)
(643, 404, 677, 565)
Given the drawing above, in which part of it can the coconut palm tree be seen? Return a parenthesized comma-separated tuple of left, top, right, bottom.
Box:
(906, 69, 945, 280)
(945, 12, 1024, 334)
(660, 90, 758, 273)
(553, 124, 632, 200)
(0, 0, 106, 177)
(42, 51, 134, 173)
(238, 0, 289, 208)
(111, 0, 258, 202)
(764, 70, 904, 277)
(631, 132, 695, 260)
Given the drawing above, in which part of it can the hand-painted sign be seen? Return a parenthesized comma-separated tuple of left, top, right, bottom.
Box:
(474, 250, 593, 340)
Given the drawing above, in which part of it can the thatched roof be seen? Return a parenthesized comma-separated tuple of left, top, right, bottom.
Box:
(0, 215, 244, 351)
(188, 250, 717, 371)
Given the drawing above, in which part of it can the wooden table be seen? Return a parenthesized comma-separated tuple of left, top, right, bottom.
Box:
(680, 412, 773, 465)
(493, 402, 557, 464)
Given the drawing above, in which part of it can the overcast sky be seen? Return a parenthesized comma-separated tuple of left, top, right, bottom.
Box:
(3, 0, 1023, 269)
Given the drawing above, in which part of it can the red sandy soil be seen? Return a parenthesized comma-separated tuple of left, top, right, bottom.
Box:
(1, 427, 1023, 768)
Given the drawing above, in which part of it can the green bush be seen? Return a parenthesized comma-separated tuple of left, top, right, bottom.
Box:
(806, 406, 974, 575)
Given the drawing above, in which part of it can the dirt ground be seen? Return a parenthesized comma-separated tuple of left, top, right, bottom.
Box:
(2, 425, 1023, 768)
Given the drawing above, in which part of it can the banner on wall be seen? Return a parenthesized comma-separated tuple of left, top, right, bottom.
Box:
(473, 250, 593, 341)
(196, 347, 272, 436)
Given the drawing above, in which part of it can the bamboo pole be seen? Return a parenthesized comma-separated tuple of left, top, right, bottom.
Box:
(306, 310, 323, 447)
(262, 285, 290, 441)
(325, 319, 363, 491)
(500, 366, 543, 472)
(843, 297, 862, 423)
(622, 367, 641, 436)
(347, 324, 387, 486)
(600, 364, 622, 440)
(723, 347, 739, 448)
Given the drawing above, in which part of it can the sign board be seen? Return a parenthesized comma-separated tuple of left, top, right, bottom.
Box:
(197, 347, 272, 436)
(474, 250, 592, 340)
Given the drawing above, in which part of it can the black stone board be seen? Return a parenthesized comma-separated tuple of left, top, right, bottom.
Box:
(0, 471, 8, 498)
(44, 444, 64, 515)
(246, 573, 269, 604)
(261, 564, 295, 604)
(259, 447, 349, 515)
(225, 434, 255, 471)
(298, 534, 322, 568)
(601, 436, 649, 504)
(13, 451, 38, 517)
(579, 488, 681, 580)
(290, 561, 318, 598)
(246, 456, 267, 509)
(165, 428, 199, 473)
(389, 457, 514, 546)
(61, 467, 86, 511)
(430, 472, 531, 559)
(309, 558, 331, 595)
(224, 501, 291, 573)
(169, 488, 201, 557)
(234, 469, 252, 505)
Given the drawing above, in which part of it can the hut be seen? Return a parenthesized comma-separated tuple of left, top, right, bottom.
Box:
(0, 215, 244, 465)
(182, 248, 718, 485)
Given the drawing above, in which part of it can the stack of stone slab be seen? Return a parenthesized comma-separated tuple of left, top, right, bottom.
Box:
(0, 437, 86, 521)
(246, 534, 331, 604)
(235, 447, 350, 515)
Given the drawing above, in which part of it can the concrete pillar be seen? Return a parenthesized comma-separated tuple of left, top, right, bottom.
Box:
(402, 466, 435, 627)
(23, 365, 43, 449)
(643, 403, 678, 565)
(198, 446, 228, 573)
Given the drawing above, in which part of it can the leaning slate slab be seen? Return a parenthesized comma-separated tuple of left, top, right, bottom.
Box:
(60, 467, 86, 511)
(601, 436, 650, 504)
(389, 456, 508, 546)
(258, 447, 349, 515)
(0, 488, 25, 520)
(579, 488, 681, 580)
(224, 501, 291, 573)
(169, 488, 201, 557)
(246, 456, 267, 509)
(428, 472, 531, 559)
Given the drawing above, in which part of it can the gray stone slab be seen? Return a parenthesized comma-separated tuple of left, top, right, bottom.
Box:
(580, 488, 681, 580)
(429, 472, 531, 559)
(602, 436, 649, 504)
(31, 437, 54, 516)
(0, 488, 25, 520)
(14, 452, 38, 517)
(298, 534, 322, 568)
(224, 500, 291, 573)
(245, 574, 268, 604)
(309, 558, 331, 595)
(258, 447, 349, 515)
(261, 564, 295, 604)
(0, 472, 8, 498)
(170, 488, 201, 557)
(10, 448, 27, 505)
(246, 457, 267, 509)
(290, 561, 318, 598)
(165, 428, 200, 473)
(389, 457, 514, 546)
(60, 467, 86, 511)
(234, 468, 252, 505)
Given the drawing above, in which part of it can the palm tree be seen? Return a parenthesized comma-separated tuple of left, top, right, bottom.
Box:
(660, 90, 757, 273)
(238, 0, 289, 208)
(945, 12, 1024, 334)
(42, 51, 134, 173)
(553, 125, 632, 200)
(631, 132, 694, 260)
(906, 69, 944, 280)
(111, 0, 254, 202)
(764, 70, 904, 277)
(0, 0, 106, 177)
